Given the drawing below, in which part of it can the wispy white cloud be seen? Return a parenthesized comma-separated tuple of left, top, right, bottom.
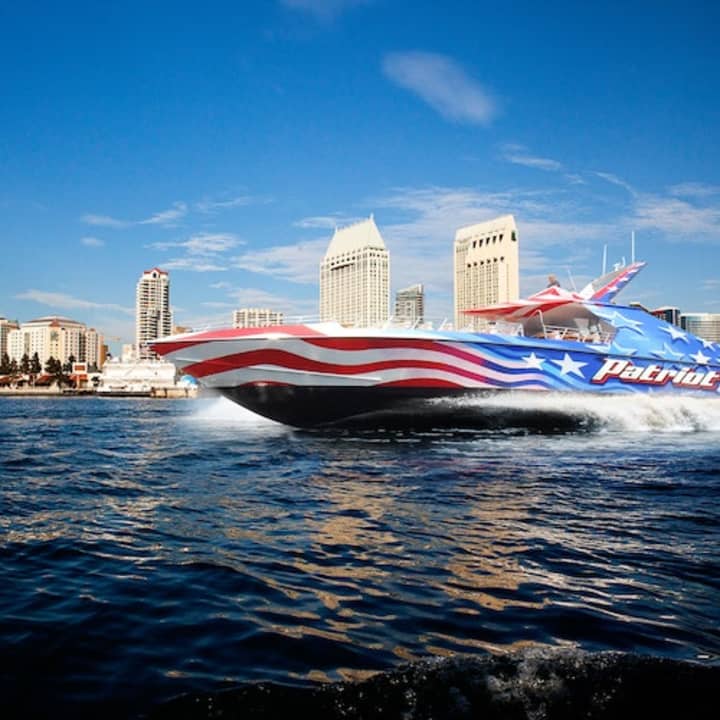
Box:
(150, 232, 241, 256)
(383, 52, 497, 125)
(196, 194, 270, 214)
(209, 281, 232, 289)
(293, 215, 347, 229)
(162, 258, 229, 272)
(81, 201, 187, 229)
(81, 214, 129, 228)
(80, 236, 105, 247)
(150, 232, 242, 272)
(594, 171, 638, 196)
(138, 201, 187, 226)
(501, 144, 563, 172)
(564, 173, 586, 185)
(669, 182, 720, 198)
(232, 238, 328, 284)
(280, 0, 372, 21)
(15, 290, 134, 316)
(200, 301, 236, 309)
(633, 194, 720, 239)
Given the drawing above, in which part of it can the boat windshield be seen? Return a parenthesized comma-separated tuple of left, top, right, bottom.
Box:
(481, 304, 615, 344)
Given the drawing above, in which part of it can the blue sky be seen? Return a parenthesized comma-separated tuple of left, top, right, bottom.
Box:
(2, 0, 719, 346)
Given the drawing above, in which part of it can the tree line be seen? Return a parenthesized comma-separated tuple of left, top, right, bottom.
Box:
(0, 353, 98, 386)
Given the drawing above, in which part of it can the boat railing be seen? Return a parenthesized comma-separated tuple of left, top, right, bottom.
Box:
(540, 324, 612, 344)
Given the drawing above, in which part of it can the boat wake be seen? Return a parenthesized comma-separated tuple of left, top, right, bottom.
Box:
(321, 391, 720, 434)
(439, 392, 720, 433)
(187, 392, 720, 435)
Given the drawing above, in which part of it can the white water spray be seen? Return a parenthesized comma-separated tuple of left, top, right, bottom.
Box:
(445, 392, 720, 433)
(191, 395, 282, 425)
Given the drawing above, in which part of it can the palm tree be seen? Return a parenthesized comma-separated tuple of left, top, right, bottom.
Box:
(45, 357, 67, 387)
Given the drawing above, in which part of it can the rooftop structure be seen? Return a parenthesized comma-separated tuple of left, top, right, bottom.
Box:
(320, 215, 390, 328)
(453, 215, 519, 329)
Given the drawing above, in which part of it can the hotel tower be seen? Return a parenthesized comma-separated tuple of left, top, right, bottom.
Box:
(453, 214, 519, 329)
(320, 216, 390, 328)
(136, 268, 172, 359)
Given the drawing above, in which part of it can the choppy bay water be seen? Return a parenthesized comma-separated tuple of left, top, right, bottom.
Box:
(1, 395, 719, 718)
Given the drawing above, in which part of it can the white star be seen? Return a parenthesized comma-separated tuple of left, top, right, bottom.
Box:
(551, 353, 587, 378)
(651, 343, 684, 360)
(611, 311, 645, 333)
(610, 340, 638, 355)
(700, 339, 715, 349)
(690, 350, 711, 365)
(523, 352, 545, 369)
(662, 343, 685, 359)
(660, 325, 688, 343)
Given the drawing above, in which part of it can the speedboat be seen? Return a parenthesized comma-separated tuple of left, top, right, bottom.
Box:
(150, 263, 720, 427)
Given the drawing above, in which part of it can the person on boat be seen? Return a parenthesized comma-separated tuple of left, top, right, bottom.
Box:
(547, 274, 561, 288)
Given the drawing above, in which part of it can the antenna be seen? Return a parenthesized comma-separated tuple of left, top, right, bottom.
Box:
(565, 267, 577, 291)
(631, 231, 636, 264)
(602, 244, 607, 275)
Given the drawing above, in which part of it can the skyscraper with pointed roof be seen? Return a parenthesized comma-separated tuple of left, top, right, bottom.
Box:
(320, 216, 390, 327)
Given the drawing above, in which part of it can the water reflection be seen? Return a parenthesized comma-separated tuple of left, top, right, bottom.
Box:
(1, 396, 719, 715)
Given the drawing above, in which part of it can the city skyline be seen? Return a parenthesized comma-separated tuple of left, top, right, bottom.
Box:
(2, 1, 719, 348)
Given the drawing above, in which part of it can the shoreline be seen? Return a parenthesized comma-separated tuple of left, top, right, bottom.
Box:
(0, 387, 198, 398)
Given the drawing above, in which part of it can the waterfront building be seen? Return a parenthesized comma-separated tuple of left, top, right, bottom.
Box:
(680, 313, 720, 343)
(7, 316, 103, 367)
(651, 306, 682, 326)
(98, 357, 178, 395)
(394, 284, 424, 326)
(84, 327, 102, 369)
(0, 317, 19, 358)
(232, 308, 284, 328)
(136, 268, 172, 359)
(320, 215, 390, 327)
(453, 215, 519, 329)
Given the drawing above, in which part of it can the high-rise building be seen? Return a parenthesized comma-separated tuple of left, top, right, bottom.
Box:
(394, 284, 424, 326)
(320, 215, 390, 328)
(232, 308, 284, 328)
(136, 268, 171, 359)
(680, 313, 720, 343)
(0, 317, 19, 358)
(454, 215, 519, 329)
(7, 316, 103, 367)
